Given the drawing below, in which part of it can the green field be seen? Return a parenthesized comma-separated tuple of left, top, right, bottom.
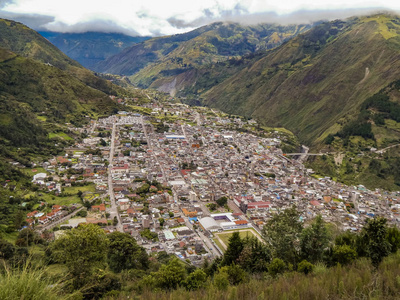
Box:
(48, 132, 73, 140)
(21, 167, 47, 177)
(24, 184, 96, 206)
(213, 228, 262, 251)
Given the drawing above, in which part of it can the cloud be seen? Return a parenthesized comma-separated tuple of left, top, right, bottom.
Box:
(0, 0, 399, 36)
(42, 19, 141, 36)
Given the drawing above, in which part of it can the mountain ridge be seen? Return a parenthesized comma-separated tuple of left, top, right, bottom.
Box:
(39, 31, 150, 69)
(199, 14, 400, 144)
(93, 22, 313, 87)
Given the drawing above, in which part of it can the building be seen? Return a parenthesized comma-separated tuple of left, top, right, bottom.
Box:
(199, 217, 222, 232)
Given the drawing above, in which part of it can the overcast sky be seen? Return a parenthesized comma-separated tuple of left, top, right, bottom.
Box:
(0, 0, 399, 36)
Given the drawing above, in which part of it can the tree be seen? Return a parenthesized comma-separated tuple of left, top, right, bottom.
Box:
(113, 216, 118, 226)
(0, 239, 16, 260)
(49, 224, 108, 287)
(208, 203, 217, 211)
(216, 196, 228, 207)
(14, 210, 26, 229)
(76, 209, 87, 217)
(183, 269, 207, 290)
(15, 228, 42, 247)
(237, 236, 270, 273)
(300, 215, 330, 263)
(386, 227, 400, 253)
(361, 217, 391, 267)
(268, 258, 286, 277)
(222, 232, 244, 266)
(107, 232, 149, 273)
(153, 258, 186, 290)
(262, 206, 303, 266)
(332, 244, 357, 265)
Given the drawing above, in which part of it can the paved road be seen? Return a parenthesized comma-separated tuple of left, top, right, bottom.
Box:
(183, 216, 222, 257)
(108, 120, 123, 232)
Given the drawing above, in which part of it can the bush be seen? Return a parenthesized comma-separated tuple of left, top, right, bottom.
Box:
(297, 260, 314, 274)
(76, 209, 87, 217)
(268, 258, 286, 277)
(332, 244, 357, 265)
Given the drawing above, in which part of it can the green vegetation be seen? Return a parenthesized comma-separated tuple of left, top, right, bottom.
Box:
(1, 207, 400, 299)
(188, 15, 400, 145)
(95, 22, 311, 90)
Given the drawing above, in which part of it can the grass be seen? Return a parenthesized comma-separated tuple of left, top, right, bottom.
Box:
(0, 230, 18, 244)
(21, 167, 47, 177)
(24, 184, 96, 206)
(132, 253, 400, 300)
(48, 132, 73, 140)
(0, 262, 71, 300)
(214, 228, 262, 250)
(213, 238, 225, 252)
(36, 115, 47, 122)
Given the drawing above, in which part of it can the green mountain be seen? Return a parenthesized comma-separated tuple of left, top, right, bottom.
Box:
(0, 18, 123, 151)
(39, 31, 150, 69)
(199, 14, 400, 145)
(0, 19, 128, 97)
(93, 22, 312, 89)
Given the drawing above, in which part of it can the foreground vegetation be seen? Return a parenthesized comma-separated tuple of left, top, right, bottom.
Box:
(1, 207, 400, 299)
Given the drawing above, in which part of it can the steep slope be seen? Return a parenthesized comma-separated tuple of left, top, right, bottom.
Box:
(39, 31, 150, 69)
(94, 22, 312, 88)
(0, 19, 123, 150)
(202, 14, 400, 144)
(0, 19, 125, 96)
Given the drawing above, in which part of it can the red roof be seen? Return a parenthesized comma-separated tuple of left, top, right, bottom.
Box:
(27, 211, 38, 218)
(310, 200, 321, 206)
(234, 220, 248, 225)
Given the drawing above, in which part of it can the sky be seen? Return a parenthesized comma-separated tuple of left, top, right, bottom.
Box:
(0, 0, 399, 36)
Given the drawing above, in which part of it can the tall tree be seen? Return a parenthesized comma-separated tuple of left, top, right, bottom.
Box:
(222, 231, 244, 266)
(107, 231, 149, 273)
(49, 224, 108, 287)
(262, 206, 303, 265)
(361, 217, 391, 267)
(237, 236, 270, 273)
(300, 215, 331, 263)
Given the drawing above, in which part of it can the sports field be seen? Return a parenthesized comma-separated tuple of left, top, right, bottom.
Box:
(213, 228, 263, 251)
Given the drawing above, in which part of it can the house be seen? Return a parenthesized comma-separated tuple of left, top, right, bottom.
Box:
(92, 203, 106, 212)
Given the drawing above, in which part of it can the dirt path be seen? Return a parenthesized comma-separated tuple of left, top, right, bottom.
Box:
(358, 67, 370, 84)
(377, 143, 400, 154)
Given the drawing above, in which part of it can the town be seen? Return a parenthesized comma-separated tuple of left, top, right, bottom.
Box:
(23, 99, 400, 265)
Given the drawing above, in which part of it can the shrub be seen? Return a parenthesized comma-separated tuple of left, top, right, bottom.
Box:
(268, 258, 286, 277)
(297, 260, 314, 274)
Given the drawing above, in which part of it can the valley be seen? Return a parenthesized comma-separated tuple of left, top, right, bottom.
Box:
(3, 9, 400, 300)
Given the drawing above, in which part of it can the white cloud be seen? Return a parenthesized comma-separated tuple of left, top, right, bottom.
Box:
(1, 0, 399, 35)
